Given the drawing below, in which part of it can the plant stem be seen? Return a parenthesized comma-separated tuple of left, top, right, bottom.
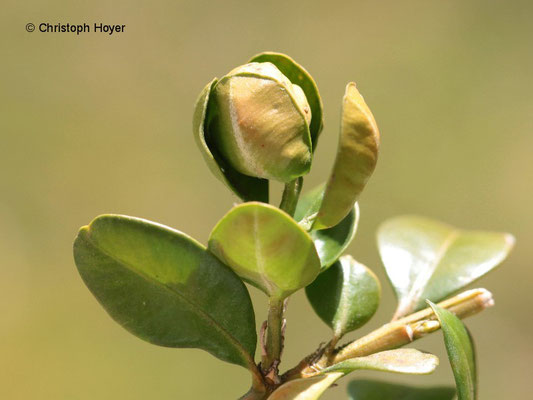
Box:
(281, 288, 494, 381)
(262, 296, 285, 374)
(279, 177, 303, 217)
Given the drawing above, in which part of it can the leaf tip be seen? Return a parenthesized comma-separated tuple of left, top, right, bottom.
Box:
(504, 233, 516, 249)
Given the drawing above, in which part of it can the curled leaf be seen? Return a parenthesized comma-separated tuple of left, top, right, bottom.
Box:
(314, 83, 379, 230)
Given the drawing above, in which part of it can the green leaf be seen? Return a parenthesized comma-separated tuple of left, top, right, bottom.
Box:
(313, 83, 379, 230)
(73, 215, 257, 369)
(306, 256, 380, 337)
(377, 215, 515, 318)
(348, 380, 456, 400)
(208, 202, 321, 299)
(268, 373, 343, 400)
(294, 184, 324, 223)
(428, 302, 477, 400)
(193, 78, 268, 202)
(322, 349, 438, 375)
(249, 52, 324, 151)
(295, 185, 359, 269)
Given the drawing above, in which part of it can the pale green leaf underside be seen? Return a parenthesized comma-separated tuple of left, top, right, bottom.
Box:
(208, 202, 321, 299)
(378, 215, 515, 318)
(429, 302, 476, 400)
(306, 255, 380, 337)
(322, 349, 438, 375)
(314, 83, 379, 230)
(249, 51, 324, 151)
(73, 214, 257, 369)
(348, 380, 456, 400)
(268, 372, 343, 400)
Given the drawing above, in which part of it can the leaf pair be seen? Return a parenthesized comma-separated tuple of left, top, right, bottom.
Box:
(194, 52, 380, 225)
(193, 52, 323, 201)
(73, 202, 324, 373)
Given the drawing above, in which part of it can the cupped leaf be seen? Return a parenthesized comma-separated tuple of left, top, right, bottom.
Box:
(210, 63, 312, 183)
(378, 215, 515, 318)
(73, 215, 257, 369)
(268, 372, 343, 400)
(313, 83, 379, 230)
(306, 255, 380, 337)
(208, 202, 321, 299)
(322, 349, 438, 375)
(193, 78, 268, 202)
(348, 380, 456, 400)
(295, 185, 359, 269)
(249, 52, 324, 151)
(429, 302, 476, 400)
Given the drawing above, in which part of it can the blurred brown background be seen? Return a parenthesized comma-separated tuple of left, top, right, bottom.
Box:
(1, 0, 532, 398)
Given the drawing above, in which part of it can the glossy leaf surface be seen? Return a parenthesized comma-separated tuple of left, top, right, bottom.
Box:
(429, 302, 477, 400)
(74, 215, 257, 369)
(314, 83, 379, 230)
(295, 186, 359, 269)
(378, 215, 515, 318)
(193, 78, 268, 202)
(208, 202, 321, 299)
(322, 349, 438, 375)
(249, 52, 324, 151)
(269, 372, 343, 400)
(348, 380, 456, 400)
(306, 256, 380, 337)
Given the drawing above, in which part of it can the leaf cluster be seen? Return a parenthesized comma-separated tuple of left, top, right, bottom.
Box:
(73, 52, 514, 400)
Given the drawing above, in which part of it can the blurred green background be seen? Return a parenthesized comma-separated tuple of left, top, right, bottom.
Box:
(2, 0, 532, 398)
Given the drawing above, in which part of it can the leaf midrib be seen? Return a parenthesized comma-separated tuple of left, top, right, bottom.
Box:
(252, 208, 275, 295)
(84, 230, 254, 368)
(402, 229, 459, 315)
(333, 260, 352, 336)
